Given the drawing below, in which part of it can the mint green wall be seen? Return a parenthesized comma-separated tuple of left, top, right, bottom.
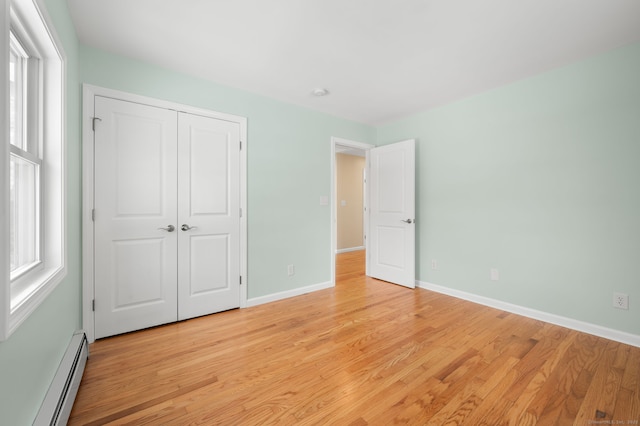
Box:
(0, 0, 82, 424)
(1, 2, 637, 421)
(377, 42, 640, 336)
(79, 46, 375, 299)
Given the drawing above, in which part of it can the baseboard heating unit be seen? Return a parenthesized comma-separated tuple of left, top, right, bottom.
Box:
(33, 331, 89, 426)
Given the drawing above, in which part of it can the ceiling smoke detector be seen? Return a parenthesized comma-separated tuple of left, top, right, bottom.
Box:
(312, 88, 330, 97)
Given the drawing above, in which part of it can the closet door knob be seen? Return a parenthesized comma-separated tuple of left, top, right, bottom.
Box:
(158, 225, 175, 232)
(181, 224, 197, 231)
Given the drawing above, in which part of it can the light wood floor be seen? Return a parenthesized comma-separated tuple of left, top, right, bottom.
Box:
(69, 250, 640, 425)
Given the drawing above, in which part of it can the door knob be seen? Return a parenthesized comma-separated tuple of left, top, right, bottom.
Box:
(401, 219, 414, 224)
(181, 224, 197, 231)
(158, 225, 175, 232)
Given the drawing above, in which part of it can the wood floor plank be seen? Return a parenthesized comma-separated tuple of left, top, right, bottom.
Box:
(574, 339, 626, 423)
(507, 330, 577, 424)
(69, 250, 640, 425)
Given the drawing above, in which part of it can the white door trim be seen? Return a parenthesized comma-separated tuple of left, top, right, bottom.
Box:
(330, 137, 375, 284)
(82, 84, 248, 343)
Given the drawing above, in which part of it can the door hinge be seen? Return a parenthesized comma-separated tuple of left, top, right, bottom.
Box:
(240, 141, 242, 150)
(239, 276, 242, 285)
(91, 209, 95, 221)
(240, 208, 243, 218)
(92, 299, 95, 311)
(92, 117, 102, 131)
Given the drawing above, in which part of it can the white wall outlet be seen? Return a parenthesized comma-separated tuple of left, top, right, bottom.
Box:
(490, 268, 499, 281)
(431, 259, 438, 270)
(613, 293, 629, 310)
(287, 264, 295, 276)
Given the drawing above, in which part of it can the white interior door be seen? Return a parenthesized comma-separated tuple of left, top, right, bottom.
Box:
(94, 96, 178, 339)
(177, 112, 241, 320)
(368, 139, 416, 288)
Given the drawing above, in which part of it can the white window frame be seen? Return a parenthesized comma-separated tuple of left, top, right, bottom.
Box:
(10, 24, 43, 281)
(1, 0, 66, 341)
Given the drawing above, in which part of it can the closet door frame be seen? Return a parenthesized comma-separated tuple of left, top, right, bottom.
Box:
(82, 84, 248, 343)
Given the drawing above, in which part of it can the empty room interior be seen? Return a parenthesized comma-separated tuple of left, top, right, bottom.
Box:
(2, 0, 640, 424)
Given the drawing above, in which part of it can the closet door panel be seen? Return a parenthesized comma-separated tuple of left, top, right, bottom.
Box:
(177, 112, 241, 320)
(93, 97, 178, 339)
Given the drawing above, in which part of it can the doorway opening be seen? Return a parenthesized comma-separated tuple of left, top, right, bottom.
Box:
(330, 137, 374, 284)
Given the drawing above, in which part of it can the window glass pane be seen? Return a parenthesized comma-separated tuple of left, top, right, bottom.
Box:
(9, 33, 28, 150)
(9, 45, 18, 147)
(9, 154, 39, 275)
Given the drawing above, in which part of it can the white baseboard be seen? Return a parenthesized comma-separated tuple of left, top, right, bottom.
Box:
(246, 281, 334, 308)
(336, 246, 365, 254)
(417, 280, 640, 348)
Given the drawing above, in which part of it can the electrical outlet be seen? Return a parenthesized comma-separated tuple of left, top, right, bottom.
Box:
(431, 259, 438, 270)
(613, 293, 629, 310)
(490, 268, 499, 281)
(287, 264, 295, 276)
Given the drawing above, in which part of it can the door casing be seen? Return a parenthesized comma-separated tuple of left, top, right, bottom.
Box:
(82, 84, 247, 343)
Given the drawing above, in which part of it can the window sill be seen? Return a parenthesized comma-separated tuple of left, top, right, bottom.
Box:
(8, 265, 67, 337)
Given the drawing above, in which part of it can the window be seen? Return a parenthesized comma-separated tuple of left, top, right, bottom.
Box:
(10, 30, 42, 280)
(1, 0, 65, 341)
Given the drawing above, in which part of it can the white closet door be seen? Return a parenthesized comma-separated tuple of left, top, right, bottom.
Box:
(177, 112, 241, 320)
(94, 96, 178, 339)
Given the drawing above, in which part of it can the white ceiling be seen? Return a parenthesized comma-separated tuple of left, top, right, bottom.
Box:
(67, 0, 640, 125)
